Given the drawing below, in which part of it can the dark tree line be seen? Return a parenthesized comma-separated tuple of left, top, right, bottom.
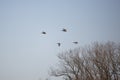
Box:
(50, 41, 120, 80)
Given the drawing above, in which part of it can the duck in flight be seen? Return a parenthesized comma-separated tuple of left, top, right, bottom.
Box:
(42, 31, 46, 34)
(73, 42, 78, 44)
(57, 43, 61, 47)
(62, 28, 67, 32)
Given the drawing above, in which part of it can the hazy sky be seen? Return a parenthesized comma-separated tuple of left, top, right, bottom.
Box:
(0, 0, 120, 80)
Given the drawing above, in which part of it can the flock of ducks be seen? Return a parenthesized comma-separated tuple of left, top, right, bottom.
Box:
(41, 28, 78, 47)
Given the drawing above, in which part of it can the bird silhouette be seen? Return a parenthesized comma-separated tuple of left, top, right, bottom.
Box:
(61, 28, 67, 32)
(57, 43, 61, 47)
(73, 42, 78, 44)
(42, 31, 46, 34)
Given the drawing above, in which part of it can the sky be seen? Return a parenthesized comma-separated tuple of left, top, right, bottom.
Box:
(0, 0, 120, 80)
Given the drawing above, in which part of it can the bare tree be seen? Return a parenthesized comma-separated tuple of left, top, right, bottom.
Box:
(50, 41, 120, 80)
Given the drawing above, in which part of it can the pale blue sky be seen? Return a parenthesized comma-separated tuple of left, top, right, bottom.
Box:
(0, 0, 120, 80)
